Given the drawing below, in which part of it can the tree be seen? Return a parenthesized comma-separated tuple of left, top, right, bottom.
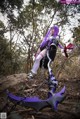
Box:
(0, 0, 23, 13)
(0, 0, 80, 74)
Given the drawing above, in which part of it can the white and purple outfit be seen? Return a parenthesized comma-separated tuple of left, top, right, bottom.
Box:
(31, 26, 62, 74)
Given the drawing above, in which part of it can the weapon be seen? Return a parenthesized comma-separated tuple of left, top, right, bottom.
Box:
(6, 86, 66, 111)
(6, 50, 66, 111)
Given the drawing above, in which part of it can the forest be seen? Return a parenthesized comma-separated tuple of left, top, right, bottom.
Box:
(0, 0, 80, 119)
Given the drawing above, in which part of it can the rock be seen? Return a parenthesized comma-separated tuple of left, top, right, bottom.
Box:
(0, 73, 28, 91)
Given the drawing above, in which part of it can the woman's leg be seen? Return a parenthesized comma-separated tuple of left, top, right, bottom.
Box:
(31, 49, 47, 74)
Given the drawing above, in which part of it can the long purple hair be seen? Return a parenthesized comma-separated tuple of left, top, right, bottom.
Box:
(43, 25, 59, 41)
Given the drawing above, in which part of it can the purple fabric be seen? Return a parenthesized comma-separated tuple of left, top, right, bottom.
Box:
(40, 25, 59, 49)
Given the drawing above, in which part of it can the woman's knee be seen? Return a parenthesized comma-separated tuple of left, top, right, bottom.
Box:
(35, 49, 46, 61)
(35, 55, 42, 61)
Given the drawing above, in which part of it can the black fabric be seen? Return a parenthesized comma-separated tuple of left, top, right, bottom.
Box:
(51, 38, 59, 47)
(40, 45, 57, 69)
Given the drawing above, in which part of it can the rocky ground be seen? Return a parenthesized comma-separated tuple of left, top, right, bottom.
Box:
(0, 73, 80, 119)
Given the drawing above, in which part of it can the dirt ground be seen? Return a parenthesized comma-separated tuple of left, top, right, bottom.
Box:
(0, 73, 80, 119)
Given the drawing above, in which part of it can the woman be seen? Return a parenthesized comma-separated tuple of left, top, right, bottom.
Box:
(27, 25, 65, 79)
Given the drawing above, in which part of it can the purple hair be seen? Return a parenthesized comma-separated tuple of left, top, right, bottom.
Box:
(53, 25, 59, 37)
(40, 25, 59, 49)
(43, 25, 59, 41)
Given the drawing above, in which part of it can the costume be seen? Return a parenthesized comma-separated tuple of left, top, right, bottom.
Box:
(31, 26, 60, 74)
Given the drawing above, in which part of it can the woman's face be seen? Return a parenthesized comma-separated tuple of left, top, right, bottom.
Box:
(50, 28, 54, 35)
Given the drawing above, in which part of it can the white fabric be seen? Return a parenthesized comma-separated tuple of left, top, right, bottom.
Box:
(31, 49, 47, 74)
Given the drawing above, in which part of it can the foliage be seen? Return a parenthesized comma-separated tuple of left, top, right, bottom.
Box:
(0, 37, 12, 75)
(73, 26, 80, 45)
(0, 0, 23, 12)
(53, 48, 80, 80)
(0, 37, 26, 75)
(0, 0, 80, 75)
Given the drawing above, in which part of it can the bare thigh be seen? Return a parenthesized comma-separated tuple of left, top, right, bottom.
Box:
(39, 49, 47, 58)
